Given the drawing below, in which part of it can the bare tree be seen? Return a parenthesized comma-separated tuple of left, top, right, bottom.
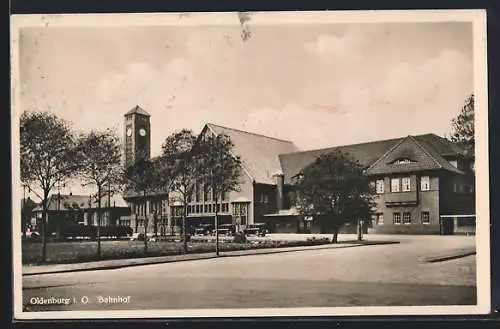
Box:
(76, 129, 123, 258)
(198, 133, 242, 256)
(161, 129, 201, 253)
(124, 153, 155, 254)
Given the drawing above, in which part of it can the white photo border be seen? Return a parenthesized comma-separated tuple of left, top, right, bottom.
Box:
(10, 9, 490, 320)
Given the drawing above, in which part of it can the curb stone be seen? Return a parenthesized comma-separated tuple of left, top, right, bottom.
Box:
(22, 241, 399, 276)
(420, 249, 476, 263)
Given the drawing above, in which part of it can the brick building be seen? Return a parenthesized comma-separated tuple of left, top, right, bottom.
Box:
(121, 105, 475, 235)
(31, 193, 131, 236)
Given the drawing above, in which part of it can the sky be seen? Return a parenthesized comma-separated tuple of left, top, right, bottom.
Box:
(18, 18, 474, 196)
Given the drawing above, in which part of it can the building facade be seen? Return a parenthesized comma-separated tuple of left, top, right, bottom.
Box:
(31, 193, 131, 237)
(121, 106, 475, 235)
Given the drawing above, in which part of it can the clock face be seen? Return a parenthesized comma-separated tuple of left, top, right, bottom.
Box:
(139, 128, 147, 137)
(126, 128, 132, 137)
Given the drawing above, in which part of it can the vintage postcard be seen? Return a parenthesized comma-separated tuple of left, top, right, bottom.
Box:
(11, 10, 490, 320)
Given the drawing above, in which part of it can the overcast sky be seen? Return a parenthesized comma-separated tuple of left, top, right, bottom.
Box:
(18, 20, 473, 195)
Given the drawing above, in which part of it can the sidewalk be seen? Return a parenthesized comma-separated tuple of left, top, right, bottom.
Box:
(22, 241, 397, 276)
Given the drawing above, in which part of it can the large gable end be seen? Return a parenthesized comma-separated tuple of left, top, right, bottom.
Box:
(366, 136, 440, 175)
(366, 135, 463, 175)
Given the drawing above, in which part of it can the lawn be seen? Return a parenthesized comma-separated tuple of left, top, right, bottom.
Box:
(22, 238, 332, 265)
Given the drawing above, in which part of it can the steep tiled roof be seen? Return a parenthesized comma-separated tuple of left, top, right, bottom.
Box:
(279, 138, 399, 184)
(279, 133, 465, 184)
(33, 194, 129, 211)
(206, 124, 300, 185)
(124, 105, 151, 117)
(366, 136, 464, 175)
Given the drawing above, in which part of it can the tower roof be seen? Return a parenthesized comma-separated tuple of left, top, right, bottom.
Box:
(124, 105, 151, 117)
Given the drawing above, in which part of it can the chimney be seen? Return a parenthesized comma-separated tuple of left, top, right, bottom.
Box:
(273, 170, 284, 211)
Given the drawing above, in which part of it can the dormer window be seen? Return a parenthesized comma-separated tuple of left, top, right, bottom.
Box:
(391, 158, 416, 165)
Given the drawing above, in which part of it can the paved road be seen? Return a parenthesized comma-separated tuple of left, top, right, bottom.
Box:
(22, 235, 476, 311)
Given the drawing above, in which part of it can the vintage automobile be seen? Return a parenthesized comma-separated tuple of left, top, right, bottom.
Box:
(243, 223, 269, 237)
(212, 228, 232, 237)
(217, 224, 237, 236)
(194, 224, 214, 236)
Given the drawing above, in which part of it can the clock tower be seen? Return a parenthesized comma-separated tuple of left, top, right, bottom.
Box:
(123, 105, 151, 168)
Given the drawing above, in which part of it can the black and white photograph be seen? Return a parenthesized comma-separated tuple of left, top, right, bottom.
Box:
(11, 10, 490, 319)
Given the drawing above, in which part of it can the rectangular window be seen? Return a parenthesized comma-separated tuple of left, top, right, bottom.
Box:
(204, 185, 212, 202)
(391, 178, 400, 192)
(421, 212, 430, 224)
(195, 184, 201, 202)
(403, 212, 411, 224)
(208, 204, 212, 213)
(402, 177, 411, 192)
(377, 213, 384, 225)
(376, 180, 384, 194)
(204, 204, 208, 213)
(195, 205, 200, 213)
(393, 212, 401, 224)
(421, 176, 430, 191)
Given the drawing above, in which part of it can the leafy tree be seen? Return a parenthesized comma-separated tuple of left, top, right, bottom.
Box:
(76, 129, 123, 258)
(449, 94, 476, 213)
(197, 132, 243, 256)
(124, 153, 156, 254)
(20, 111, 79, 262)
(292, 150, 376, 243)
(161, 129, 201, 253)
(450, 94, 474, 157)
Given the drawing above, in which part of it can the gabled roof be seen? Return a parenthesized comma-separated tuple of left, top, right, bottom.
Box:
(205, 123, 300, 185)
(33, 194, 129, 211)
(279, 133, 466, 184)
(279, 137, 399, 184)
(366, 136, 464, 175)
(124, 105, 151, 117)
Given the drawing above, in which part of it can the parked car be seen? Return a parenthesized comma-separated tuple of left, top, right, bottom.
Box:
(217, 224, 236, 236)
(194, 224, 214, 236)
(244, 223, 268, 237)
(212, 228, 232, 237)
(130, 232, 145, 241)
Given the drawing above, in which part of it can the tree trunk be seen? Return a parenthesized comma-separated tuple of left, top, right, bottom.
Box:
(357, 219, 363, 242)
(135, 213, 138, 233)
(143, 190, 148, 254)
(182, 210, 188, 253)
(215, 197, 219, 257)
(41, 194, 49, 263)
(22, 197, 27, 240)
(42, 210, 48, 263)
(332, 227, 339, 244)
(97, 188, 102, 258)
